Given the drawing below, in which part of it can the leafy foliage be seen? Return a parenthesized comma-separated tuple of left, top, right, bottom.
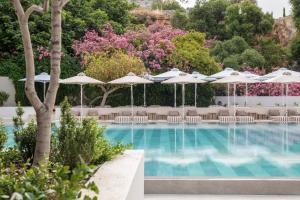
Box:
(225, 0, 273, 44)
(13, 103, 37, 162)
(240, 49, 265, 68)
(0, 122, 7, 151)
(167, 32, 221, 74)
(290, 0, 300, 68)
(152, 0, 184, 11)
(85, 51, 146, 82)
(0, 162, 98, 200)
(55, 98, 128, 169)
(0, 91, 9, 106)
(189, 0, 230, 40)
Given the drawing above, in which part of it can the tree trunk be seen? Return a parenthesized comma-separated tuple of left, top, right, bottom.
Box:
(12, 0, 69, 166)
(99, 86, 120, 107)
(100, 92, 109, 107)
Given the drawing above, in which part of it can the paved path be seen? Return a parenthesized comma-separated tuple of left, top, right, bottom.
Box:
(145, 195, 300, 200)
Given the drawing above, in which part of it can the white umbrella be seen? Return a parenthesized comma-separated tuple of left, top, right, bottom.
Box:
(153, 68, 185, 107)
(208, 68, 240, 107)
(19, 72, 52, 101)
(190, 71, 207, 107)
(109, 72, 153, 117)
(60, 72, 105, 119)
(257, 68, 300, 105)
(241, 71, 261, 106)
(265, 72, 300, 117)
(212, 72, 258, 116)
(162, 73, 206, 120)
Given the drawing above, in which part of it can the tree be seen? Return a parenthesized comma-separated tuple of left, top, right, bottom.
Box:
(210, 36, 249, 62)
(84, 51, 146, 106)
(225, 0, 273, 44)
(240, 49, 265, 68)
(171, 10, 189, 30)
(290, 0, 300, 68)
(189, 0, 231, 40)
(152, 0, 184, 11)
(11, 0, 69, 165)
(167, 32, 221, 74)
(255, 37, 287, 71)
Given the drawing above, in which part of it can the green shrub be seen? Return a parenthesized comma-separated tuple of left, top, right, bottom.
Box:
(13, 103, 37, 162)
(0, 148, 23, 168)
(56, 98, 128, 169)
(0, 122, 7, 151)
(0, 91, 9, 106)
(0, 162, 98, 199)
(14, 121, 37, 162)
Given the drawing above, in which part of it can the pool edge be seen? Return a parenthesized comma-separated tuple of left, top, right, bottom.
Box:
(145, 177, 300, 195)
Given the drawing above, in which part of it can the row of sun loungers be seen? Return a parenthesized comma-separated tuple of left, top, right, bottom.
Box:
(71, 108, 300, 124)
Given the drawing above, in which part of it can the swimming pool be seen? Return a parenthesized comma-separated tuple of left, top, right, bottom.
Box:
(5, 123, 300, 177)
(104, 123, 300, 177)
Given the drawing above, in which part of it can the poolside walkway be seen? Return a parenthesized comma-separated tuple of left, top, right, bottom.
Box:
(145, 195, 300, 200)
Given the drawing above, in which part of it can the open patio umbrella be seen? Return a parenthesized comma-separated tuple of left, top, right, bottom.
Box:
(162, 73, 206, 119)
(207, 68, 240, 107)
(265, 72, 300, 117)
(152, 68, 185, 107)
(60, 72, 105, 119)
(109, 72, 153, 117)
(241, 71, 261, 106)
(190, 71, 207, 107)
(212, 72, 257, 116)
(257, 68, 300, 106)
(20, 72, 52, 101)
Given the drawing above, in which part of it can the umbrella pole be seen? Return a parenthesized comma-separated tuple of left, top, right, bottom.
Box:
(234, 83, 236, 117)
(245, 83, 248, 107)
(286, 83, 288, 118)
(174, 83, 177, 107)
(227, 83, 230, 107)
(131, 84, 134, 120)
(282, 84, 285, 106)
(144, 84, 146, 107)
(194, 83, 197, 107)
(43, 82, 46, 102)
(182, 84, 185, 121)
(80, 84, 83, 121)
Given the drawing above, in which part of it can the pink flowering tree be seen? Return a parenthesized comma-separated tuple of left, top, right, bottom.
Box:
(73, 23, 185, 70)
(236, 67, 300, 96)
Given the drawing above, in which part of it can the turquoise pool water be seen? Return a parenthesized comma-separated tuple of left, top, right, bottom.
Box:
(5, 123, 300, 177)
(104, 123, 300, 177)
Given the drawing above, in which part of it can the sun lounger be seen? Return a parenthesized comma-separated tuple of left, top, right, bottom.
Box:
(268, 109, 288, 122)
(236, 110, 254, 123)
(287, 109, 300, 123)
(114, 111, 132, 124)
(185, 110, 202, 124)
(167, 111, 182, 123)
(133, 111, 148, 124)
(86, 109, 99, 119)
(218, 109, 236, 123)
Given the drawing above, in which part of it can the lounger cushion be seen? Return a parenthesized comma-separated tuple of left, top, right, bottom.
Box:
(288, 109, 298, 116)
(87, 110, 98, 116)
(169, 111, 180, 116)
(120, 111, 131, 116)
(136, 111, 147, 116)
(218, 110, 230, 116)
(268, 109, 280, 116)
(186, 110, 198, 116)
(236, 110, 248, 116)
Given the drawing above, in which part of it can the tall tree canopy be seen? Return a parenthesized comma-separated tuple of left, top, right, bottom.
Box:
(290, 0, 300, 68)
(225, 0, 273, 44)
(189, 0, 231, 40)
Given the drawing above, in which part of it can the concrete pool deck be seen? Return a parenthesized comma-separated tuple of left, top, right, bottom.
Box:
(145, 195, 300, 199)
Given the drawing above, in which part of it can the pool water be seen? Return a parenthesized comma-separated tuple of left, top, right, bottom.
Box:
(5, 123, 300, 177)
(104, 123, 300, 177)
